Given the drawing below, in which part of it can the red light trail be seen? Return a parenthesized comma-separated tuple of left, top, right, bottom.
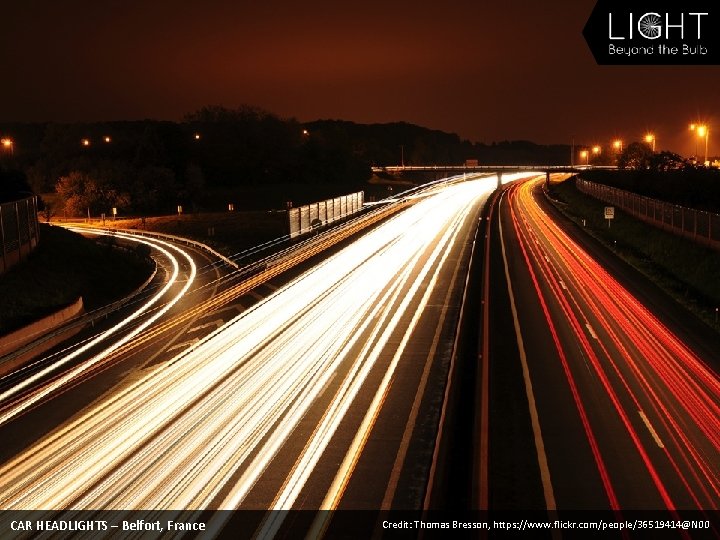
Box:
(501, 177, 719, 513)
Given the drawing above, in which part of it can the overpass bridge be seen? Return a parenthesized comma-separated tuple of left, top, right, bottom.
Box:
(371, 165, 590, 174)
(371, 164, 613, 188)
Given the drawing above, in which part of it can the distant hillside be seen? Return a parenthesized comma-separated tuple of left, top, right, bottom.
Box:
(1, 109, 571, 215)
(0, 168, 33, 204)
(305, 120, 571, 166)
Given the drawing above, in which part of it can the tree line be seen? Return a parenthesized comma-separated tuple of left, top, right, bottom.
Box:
(1, 107, 572, 215)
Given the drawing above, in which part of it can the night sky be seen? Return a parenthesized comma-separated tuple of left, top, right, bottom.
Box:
(1, 0, 718, 154)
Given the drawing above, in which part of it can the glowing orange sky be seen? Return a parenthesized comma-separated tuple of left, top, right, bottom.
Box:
(1, 0, 718, 153)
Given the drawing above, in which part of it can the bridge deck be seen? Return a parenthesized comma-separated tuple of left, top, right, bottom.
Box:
(371, 165, 611, 174)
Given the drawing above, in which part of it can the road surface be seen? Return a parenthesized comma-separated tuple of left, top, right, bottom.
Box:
(0, 177, 503, 536)
(487, 176, 720, 517)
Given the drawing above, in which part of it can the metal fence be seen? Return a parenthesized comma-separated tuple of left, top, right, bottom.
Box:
(288, 191, 364, 238)
(577, 178, 720, 251)
(0, 196, 40, 274)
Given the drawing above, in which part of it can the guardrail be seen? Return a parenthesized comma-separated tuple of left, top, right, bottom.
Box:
(577, 178, 720, 251)
(68, 225, 241, 271)
(371, 165, 607, 174)
(0, 196, 40, 274)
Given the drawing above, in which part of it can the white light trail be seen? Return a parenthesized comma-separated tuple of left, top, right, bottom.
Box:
(0, 230, 197, 425)
(0, 179, 497, 521)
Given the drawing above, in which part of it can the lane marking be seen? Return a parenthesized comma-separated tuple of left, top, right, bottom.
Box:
(380, 208, 470, 510)
(585, 323, 598, 340)
(188, 320, 225, 333)
(498, 193, 557, 511)
(165, 338, 200, 353)
(639, 410, 665, 449)
(559, 279, 567, 290)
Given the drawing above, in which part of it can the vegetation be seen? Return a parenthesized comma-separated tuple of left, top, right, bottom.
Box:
(2, 109, 572, 218)
(549, 177, 720, 329)
(0, 167, 33, 203)
(305, 119, 571, 166)
(0, 225, 154, 335)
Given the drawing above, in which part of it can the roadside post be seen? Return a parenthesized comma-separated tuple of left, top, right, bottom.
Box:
(604, 206, 614, 228)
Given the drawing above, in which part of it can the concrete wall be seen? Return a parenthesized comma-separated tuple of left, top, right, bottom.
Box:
(0, 297, 84, 376)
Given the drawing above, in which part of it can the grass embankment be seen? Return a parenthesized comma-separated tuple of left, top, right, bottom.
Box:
(75, 211, 289, 259)
(548, 177, 720, 330)
(47, 183, 392, 258)
(0, 224, 154, 335)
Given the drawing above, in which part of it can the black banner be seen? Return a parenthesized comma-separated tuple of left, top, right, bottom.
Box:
(0, 510, 718, 539)
(583, 0, 720, 65)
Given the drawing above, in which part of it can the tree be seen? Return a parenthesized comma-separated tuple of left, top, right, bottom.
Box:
(618, 142, 653, 170)
(56, 171, 130, 217)
(0, 167, 33, 203)
(132, 166, 177, 212)
(651, 151, 685, 171)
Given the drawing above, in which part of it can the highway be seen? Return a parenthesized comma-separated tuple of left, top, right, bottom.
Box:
(0, 177, 504, 534)
(487, 176, 720, 515)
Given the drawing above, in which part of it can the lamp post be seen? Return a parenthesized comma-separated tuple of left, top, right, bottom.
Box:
(580, 149, 589, 165)
(613, 139, 623, 152)
(0, 137, 13, 156)
(697, 125, 709, 165)
(689, 123, 699, 159)
(644, 133, 656, 152)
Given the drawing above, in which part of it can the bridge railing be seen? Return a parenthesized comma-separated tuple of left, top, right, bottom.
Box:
(577, 178, 720, 251)
(371, 164, 604, 174)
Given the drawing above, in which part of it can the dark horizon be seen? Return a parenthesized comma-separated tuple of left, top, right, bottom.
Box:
(1, 0, 719, 154)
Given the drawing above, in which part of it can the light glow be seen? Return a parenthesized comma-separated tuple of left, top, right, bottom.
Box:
(0, 178, 501, 516)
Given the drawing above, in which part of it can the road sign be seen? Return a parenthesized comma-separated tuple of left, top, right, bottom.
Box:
(604, 206, 614, 228)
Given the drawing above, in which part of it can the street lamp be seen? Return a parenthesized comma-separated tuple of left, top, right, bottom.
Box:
(644, 133, 656, 152)
(81, 138, 91, 147)
(580, 149, 589, 165)
(194, 133, 201, 140)
(613, 139, 623, 152)
(104, 136, 112, 143)
(697, 125, 709, 165)
(592, 145, 601, 155)
(1, 137, 13, 156)
(689, 124, 698, 159)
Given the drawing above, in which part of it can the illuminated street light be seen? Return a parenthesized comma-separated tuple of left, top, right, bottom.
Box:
(697, 125, 709, 165)
(613, 139, 623, 152)
(302, 129, 309, 136)
(104, 136, 112, 143)
(644, 133, 656, 152)
(1, 137, 13, 156)
(81, 138, 91, 147)
(592, 145, 601, 155)
(580, 149, 589, 165)
(689, 124, 699, 159)
(194, 133, 201, 140)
